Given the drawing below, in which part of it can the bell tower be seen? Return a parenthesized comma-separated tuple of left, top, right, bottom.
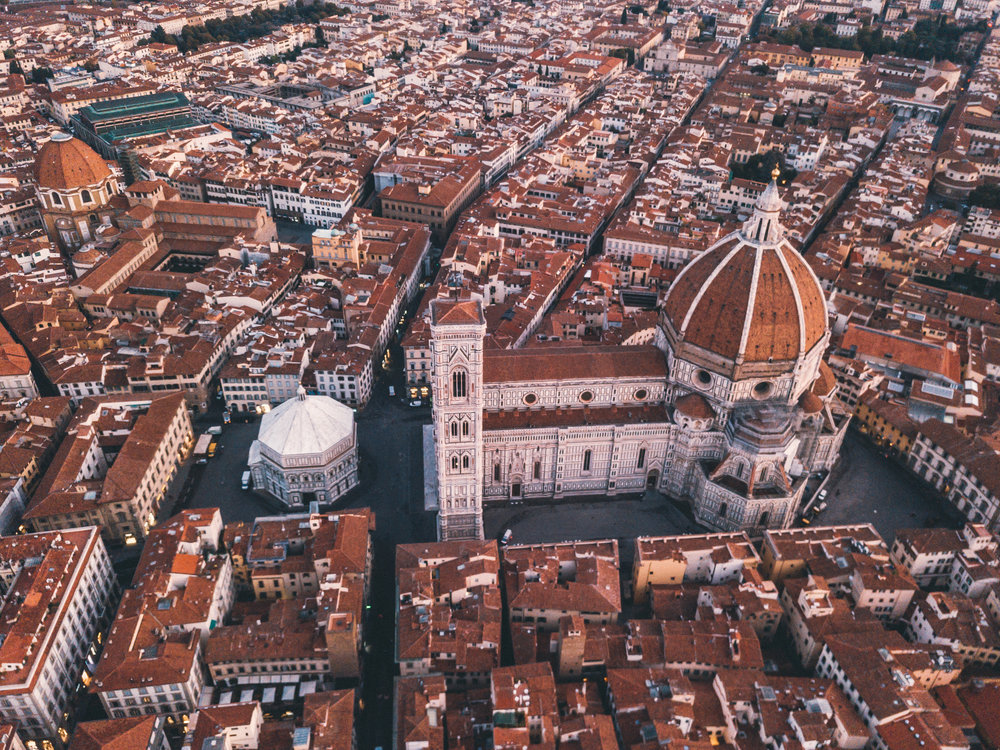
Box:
(429, 297, 486, 541)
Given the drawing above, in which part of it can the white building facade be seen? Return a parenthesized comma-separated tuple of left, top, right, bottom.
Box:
(0, 527, 116, 748)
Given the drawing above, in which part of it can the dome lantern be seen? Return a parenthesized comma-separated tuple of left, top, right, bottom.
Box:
(741, 164, 784, 245)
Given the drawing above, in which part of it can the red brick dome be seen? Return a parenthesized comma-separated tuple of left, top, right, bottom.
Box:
(662, 180, 828, 367)
(34, 132, 112, 191)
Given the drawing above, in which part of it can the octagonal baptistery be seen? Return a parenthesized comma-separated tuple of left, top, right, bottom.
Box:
(248, 388, 359, 508)
(659, 177, 830, 408)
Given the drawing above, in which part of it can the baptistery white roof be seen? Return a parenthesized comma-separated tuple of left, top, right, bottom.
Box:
(257, 389, 354, 457)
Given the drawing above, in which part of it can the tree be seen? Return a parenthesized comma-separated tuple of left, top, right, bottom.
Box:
(315, 25, 325, 46)
(620, 7, 628, 24)
(607, 46, 635, 64)
(153, 3, 348, 54)
(149, 24, 167, 44)
(970, 184, 1000, 210)
(731, 149, 797, 184)
(764, 14, 974, 62)
(30, 67, 53, 83)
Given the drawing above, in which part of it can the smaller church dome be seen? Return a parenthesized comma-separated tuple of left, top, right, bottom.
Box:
(257, 389, 355, 459)
(811, 361, 837, 398)
(674, 392, 715, 420)
(34, 132, 112, 191)
(799, 391, 824, 414)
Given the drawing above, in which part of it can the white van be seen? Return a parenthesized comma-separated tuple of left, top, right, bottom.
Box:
(241, 471, 251, 490)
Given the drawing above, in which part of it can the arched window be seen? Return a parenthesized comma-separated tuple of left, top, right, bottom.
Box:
(758, 511, 769, 526)
(494, 463, 501, 482)
(462, 455, 470, 469)
(451, 369, 467, 399)
(451, 456, 459, 470)
(637, 448, 646, 469)
(583, 450, 592, 472)
(81, 189, 92, 204)
(461, 420, 470, 437)
(533, 461, 541, 480)
(450, 422, 459, 437)
(719, 503, 728, 519)
(51, 193, 62, 206)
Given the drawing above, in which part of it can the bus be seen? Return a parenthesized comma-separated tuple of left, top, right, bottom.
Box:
(193, 433, 213, 459)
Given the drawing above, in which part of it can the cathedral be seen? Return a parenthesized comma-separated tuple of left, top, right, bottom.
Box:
(429, 172, 850, 541)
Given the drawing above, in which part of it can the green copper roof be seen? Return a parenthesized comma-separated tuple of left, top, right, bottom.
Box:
(79, 91, 191, 123)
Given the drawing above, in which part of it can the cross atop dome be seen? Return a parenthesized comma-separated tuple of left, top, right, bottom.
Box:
(742, 163, 785, 245)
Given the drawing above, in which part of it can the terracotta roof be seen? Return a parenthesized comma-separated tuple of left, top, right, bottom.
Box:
(484, 345, 665, 384)
(302, 690, 355, 750)
(662, 234, 828, 364)
(841, 325, 961, 384)
(431, 299, 485, 326)
(69, 716, 161, 750)
(812, 361, 836, 398)
(799, 391, 823, 413)
(34, 133, 112, 191)
(957, 682, 1000, 749)
(674, 392, 715, 419)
